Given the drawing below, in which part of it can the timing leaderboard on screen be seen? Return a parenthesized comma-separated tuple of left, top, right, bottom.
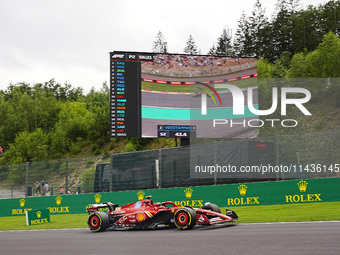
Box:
(110, 52, 153, 137)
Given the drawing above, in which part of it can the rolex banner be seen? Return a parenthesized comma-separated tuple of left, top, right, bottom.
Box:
(26, 209, 50, 226)
(1, 178, 340, 218)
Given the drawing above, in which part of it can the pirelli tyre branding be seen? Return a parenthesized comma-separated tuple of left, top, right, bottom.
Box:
(174, 188, 204, 207)
(12, 198, 32, 215)
(227, 184, 260, 206)
(285, 181, 322, 203)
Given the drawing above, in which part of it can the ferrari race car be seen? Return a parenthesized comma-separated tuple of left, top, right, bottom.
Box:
(87, 196, 238, 232)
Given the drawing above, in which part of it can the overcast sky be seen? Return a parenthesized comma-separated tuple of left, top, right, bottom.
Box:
(0, 0, 328, 93)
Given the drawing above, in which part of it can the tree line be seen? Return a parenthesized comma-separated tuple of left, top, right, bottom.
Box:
(0, 80, 111, 164)
(1, 0, 339, 166)
(258, 32, 340, 136)
(154, 0, 340, 62)
(0, 79, 175, 167)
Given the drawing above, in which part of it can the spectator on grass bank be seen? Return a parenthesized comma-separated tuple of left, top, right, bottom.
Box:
(0, 146, 3, 157)
(41, 180, 45, 195)
(44, 181, 50, 196)
(35, 181, 41, 196)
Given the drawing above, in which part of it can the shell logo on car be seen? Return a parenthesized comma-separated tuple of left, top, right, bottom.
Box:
(137, 212, 146, 222)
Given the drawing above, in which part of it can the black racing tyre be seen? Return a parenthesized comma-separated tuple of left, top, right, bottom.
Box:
(202, 202, 221, 213)
(174, 207, 197, 230)
(88, 211, 110, 232)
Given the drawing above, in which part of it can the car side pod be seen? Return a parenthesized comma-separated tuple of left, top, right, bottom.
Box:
(88, 211, 110, 232)
(173, 207, 197, 230)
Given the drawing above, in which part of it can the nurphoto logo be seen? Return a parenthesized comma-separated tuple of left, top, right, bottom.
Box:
(201, 83, 312, 128)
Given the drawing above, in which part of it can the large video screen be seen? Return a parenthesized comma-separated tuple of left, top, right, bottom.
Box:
(110, 51, 257, 138)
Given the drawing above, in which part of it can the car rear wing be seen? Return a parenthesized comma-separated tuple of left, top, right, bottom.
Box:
(87, 202, 118, 213)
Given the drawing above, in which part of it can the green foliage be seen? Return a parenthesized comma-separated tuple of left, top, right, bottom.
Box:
(183, 35, 198, 54)
(4, 129, 49, 164)
(56, 102, 94, 141)
(232, 0, 340, 61)
(81, 167, 95, 193)
(84, 83, 110, 140)
(258, 32, 340, 136)
(257, 58, 272, 78)
(109, 138, 118, 150)
(93, 149, 101, 155)
(125, 141, 138, 152)
(0, 80, 112, 164)
(0, 85, 60, 147)
(152, 31, 168, 53)
(69, 143, 82, 155)
(215, 28, 233, 56)
(49, 128, 71, 159)
(261, 32, 340, 79)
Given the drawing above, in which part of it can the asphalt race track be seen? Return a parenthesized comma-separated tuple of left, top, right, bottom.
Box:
(142, 88, 258, 109)
(140, 68, 259, 138)
(141, 88, 259, 138)
(1, 222, 339, 255)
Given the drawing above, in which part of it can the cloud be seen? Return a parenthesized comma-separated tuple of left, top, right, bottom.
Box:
(0, 0, 327, 93)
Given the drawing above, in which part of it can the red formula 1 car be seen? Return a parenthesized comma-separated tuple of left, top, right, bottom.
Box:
(87, 196, 238, 232)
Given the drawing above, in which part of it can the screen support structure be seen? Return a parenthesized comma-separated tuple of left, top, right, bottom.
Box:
(180, 138, 190, 146)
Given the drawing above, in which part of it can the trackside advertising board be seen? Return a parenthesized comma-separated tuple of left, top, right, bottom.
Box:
(1, 178, 339, 217)
(26, 209, 50, 225)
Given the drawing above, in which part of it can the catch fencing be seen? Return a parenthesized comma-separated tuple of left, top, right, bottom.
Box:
(97, 129, 340, 192)
(0, 156, 107, 199)
(1, 129, 339, 199)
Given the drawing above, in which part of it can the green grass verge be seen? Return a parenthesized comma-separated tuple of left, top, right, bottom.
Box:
(221, 201, 340, 223)
(141, 78, 257, 93)
(0, 214, 89, 231)
(1, 202, 339, 231)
